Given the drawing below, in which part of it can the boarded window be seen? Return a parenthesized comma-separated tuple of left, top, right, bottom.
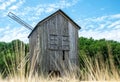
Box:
(48, 34, 69, 50)
(62, 36, 69, 50)
(48, 34, 58, 50)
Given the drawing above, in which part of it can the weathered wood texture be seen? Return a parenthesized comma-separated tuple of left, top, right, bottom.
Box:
(29, 10, 80, 75)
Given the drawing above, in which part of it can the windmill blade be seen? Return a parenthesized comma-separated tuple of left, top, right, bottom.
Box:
(8, 12, 33, 31)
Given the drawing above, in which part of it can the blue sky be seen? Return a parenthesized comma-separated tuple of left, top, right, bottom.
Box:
(0, 0, 120, 43)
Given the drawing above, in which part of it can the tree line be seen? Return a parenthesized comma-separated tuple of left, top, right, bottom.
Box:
(78, 37, 120, 70)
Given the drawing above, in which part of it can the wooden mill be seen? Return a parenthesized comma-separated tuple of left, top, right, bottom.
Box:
(28, 9, 81, 75)
(8, 9, 81, 75)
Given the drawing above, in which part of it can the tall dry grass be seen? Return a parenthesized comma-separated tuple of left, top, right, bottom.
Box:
(3, 40, 26, 77)
(78, 43, 120, 81)
(0, 41, 120, 81)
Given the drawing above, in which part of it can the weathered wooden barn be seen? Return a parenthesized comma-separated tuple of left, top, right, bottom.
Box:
(28, 9, 81, 75)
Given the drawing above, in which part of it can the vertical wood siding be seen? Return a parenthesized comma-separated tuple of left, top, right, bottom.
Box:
(29, 12, 79, 75)
(68, 22, 78, 65)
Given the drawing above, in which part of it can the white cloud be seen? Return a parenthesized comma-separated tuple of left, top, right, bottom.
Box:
(114, 25, 120, 29)
(79, 29, 120, 42)
(0, 28, 4, 32)
(108, 20, 120, 28)
(0, 0, 16, 10)
(9, 0, 25, 10)
(78, 13, 120, 42)
(27, 0, 77, 15)
(0, 26, 30, 43)
(0, 0, 25, 17)
(110, 14, 120, 19)
(0, 0, 4, 2)
(16, 0, 78, 16)
(9, 5, 17, 10)
(11, 0, 80, 27)
(0, 0, 79, 43)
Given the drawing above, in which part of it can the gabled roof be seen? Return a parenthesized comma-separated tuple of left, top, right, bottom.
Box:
(28, 9, 81, 38)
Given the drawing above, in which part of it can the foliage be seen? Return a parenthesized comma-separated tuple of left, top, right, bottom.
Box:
(78, 37, 120, 69)
(0, 40, 29, 77)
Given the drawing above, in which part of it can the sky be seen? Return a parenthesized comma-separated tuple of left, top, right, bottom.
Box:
(0, 0, 120, 43)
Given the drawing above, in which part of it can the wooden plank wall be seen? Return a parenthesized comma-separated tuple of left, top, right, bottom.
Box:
(68, 22, 78, 66)
(29, 27, 40, 73)
(29, 12, 79, 75)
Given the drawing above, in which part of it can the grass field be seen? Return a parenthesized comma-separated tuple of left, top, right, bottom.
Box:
(0, 41, 120, 81)
(0, 53, 120, 82)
